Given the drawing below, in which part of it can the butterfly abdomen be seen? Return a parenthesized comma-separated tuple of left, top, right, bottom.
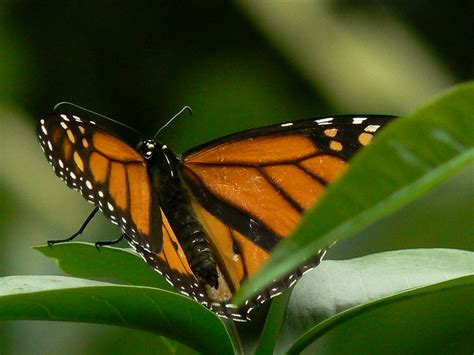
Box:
(152, 147, 219, 288)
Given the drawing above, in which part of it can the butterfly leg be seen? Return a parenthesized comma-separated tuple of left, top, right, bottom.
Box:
(47, 207, 99, 246)
(95, 233, 125, 250)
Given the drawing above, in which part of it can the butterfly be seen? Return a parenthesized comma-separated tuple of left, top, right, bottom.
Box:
(37, 108, 394, 321)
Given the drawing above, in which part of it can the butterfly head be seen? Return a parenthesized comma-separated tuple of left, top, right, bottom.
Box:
(137, 139, 165, 160)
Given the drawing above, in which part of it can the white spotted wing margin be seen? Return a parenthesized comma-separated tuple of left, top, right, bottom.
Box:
(133, 240, 326, 322)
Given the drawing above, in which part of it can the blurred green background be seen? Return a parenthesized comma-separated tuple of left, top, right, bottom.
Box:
(0, 1, 472, 353)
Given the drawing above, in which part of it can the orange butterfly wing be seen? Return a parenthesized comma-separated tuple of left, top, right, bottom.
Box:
(37, 114, 163, 252)
(181, 116, 393, 310)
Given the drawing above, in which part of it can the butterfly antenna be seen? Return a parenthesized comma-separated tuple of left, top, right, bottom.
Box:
(53, 101, 141, 136)
(153, 106, 192, 139)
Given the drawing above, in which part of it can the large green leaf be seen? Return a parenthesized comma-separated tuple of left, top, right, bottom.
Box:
(35, 242, 174, 291)
(275, 249, 474, 353)
(36, 244, 256, 354)
(0, 276, 234, 353)
(328, 165, 474, 260)
(234, 82, 474, 304)
(291, 275, 474, 354)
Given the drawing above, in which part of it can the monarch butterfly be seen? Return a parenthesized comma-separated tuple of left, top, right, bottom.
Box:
(37, 106, 394, 321)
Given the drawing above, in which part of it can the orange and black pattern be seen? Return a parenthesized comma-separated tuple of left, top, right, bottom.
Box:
(37, 114, 163, 253)
(38, 112, 394, 321)
(180, 115, 393, 318)
(183, 116, 391, 251)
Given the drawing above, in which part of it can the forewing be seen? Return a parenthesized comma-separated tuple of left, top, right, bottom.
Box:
(37, 113, 162, 252)
(182, 115, 393, 288)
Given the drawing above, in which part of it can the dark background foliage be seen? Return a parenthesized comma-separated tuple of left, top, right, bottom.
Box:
(0, 1, 472, 353)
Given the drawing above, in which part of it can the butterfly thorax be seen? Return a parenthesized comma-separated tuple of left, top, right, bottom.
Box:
(137, 139, 219, 288)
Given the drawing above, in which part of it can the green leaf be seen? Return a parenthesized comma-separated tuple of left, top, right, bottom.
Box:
(35, 242, 174, 291)
(234, 82, 474, 304)
(290, 275, 474, 354)
(275, 248, 474, 353)
(254, 290, 291, 355)
(0, 276, 234, 354)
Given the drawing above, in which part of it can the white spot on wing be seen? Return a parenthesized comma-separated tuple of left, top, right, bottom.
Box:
(107, 202, 114, 211)
(60, 114, 69, 121)
(41, 125, 48, 135)
(280, 122, 293, 127)
(86, 180, 93, 189)
(60, 122, 68, 129)
(353, 117, 367, 124)
(315, 117, 334, 125)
